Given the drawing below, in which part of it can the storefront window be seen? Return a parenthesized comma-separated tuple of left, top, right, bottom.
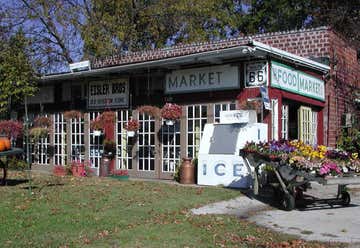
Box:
(281, 105, 289, 140)
(89, 112, 103, 174)
(54, 113, 67, 165)
(138, 113, 155, 171)
(187, 104, 207, 159)
(161, 121, 180, 172)
(213, 102, 236, 123)
(271, 99, 279, 140)
(71, 117, 85, 162)
(117, 110, 132, 169)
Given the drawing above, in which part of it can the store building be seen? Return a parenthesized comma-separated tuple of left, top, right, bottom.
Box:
(23, 26, 359, 179)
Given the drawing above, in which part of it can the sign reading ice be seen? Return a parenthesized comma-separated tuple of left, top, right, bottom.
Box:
(88, 78, 129, 108)
(271, 61, 325, 101)
(165, 65, 239, 94)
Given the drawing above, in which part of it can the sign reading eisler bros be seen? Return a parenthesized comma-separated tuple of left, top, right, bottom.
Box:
(271, 61, 325, 101)
(88, 78, 129, 108)
(165, 65, 239, 94)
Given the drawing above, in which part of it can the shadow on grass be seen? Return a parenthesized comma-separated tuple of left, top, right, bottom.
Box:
(2, 178, 29, 186)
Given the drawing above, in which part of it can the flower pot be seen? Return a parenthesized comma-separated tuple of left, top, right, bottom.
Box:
(110, 175, 129, 181)
(165, 119, 174, 126)
(127, 131, 135, 137)
(93, 130, 102, 136)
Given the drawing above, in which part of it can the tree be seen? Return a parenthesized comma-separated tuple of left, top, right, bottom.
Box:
(240, 0, 315, 34)
(0, 29, 37, 114)
(3, 0, 83, 73)
(312, 0, 360, 46)
(81, 0, 247, 58)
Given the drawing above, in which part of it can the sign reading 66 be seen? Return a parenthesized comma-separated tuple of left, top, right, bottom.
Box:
(245, 62, 267, 87)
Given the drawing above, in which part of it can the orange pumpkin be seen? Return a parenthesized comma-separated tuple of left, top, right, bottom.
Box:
(3, 138, 11, 150)
(0, 139, 5, 152)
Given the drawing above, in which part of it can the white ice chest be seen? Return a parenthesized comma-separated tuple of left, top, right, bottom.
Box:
(197, 110, 268, 188)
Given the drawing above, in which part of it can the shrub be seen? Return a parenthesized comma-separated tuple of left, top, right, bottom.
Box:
(0, 120, 23, 139)
(112, 169, 128, 176)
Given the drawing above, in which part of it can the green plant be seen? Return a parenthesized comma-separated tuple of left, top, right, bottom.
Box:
(337, 128, 360, 153)
(29, 127, 49, 142)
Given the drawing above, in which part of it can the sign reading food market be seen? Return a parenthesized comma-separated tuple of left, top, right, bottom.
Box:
(88, 78, 129, 108)
(165, 65, 239, 94)
(271, 61, 325, 101)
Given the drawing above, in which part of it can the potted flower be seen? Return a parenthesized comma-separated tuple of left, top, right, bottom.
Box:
(160, 103, 182, 125)
(124, 119, 139, 137)
(29, 127, 49, 142)
(90, 116, 104, 136)
(110, 169, 129, 180)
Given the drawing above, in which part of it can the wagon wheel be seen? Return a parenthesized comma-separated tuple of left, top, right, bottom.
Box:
(340, 192, 351, 206)
(281, 193, 295, 211)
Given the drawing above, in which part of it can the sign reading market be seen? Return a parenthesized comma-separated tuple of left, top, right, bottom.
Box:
(271, 61, 325, 101)
(165, 65, 239, 94)
(88, 78, 129, 108)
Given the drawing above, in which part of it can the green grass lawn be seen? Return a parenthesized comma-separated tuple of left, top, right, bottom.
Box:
(0, 171, 337, 248)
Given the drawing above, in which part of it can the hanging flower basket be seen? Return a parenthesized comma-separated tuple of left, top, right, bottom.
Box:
(127, 131, 135, 137)
(165, 119, 175, 126)
(124, 119, 139, 137)
(34, 116, 52, 128)
(93, 130, 102, 136)
(137, 105, 161, 119)
(161, 103, 182, 125)
(64, 110, 83, 120)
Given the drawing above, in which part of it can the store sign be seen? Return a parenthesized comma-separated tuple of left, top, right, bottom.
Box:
(165, 65, 239, 94)
(88, 78, 129, 108)
(245, 61, 267, 87)
(271, 61, 325, 101)
(27, 86, 54, 104)
(220, 110, 250, 124)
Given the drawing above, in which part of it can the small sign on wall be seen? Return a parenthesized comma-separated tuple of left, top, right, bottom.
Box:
(88, 78, 129, 108)
(245, 61, 267, 87)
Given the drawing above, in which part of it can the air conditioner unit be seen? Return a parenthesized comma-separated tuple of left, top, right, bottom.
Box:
(69, 60, 91, 72)
(341, 113, 353, 127)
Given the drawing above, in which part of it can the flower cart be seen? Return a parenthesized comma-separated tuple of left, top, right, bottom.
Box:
(241, 140, 360, 211)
